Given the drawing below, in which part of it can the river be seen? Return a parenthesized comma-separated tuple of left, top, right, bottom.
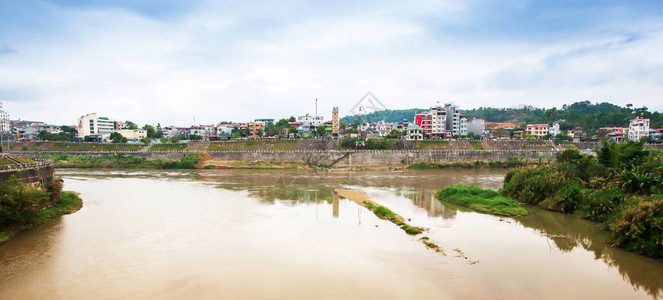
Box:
(1, 169, 662, 299)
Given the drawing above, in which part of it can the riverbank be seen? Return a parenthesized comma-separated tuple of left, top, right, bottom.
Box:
(0, 191, 82, 245)
(449, 142, 663, 259)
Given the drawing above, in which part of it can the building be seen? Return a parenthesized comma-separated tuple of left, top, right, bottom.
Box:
(331, 107, 339, 136)
(460, 115, 468, 136)
(77, 113, 119, 138)
(651, 128, 663, 140)
(467, 119, 485, 135)
(526, 124, 549, 137)
(297, 114, 324, 127)
(102, 129, 147, 141)
(247, 121, 264, 138)
(444, 103, 461, 136)
(414, 112, 433, 138)
(628, 118, 650, 141)
(405, 124, 424, 141)
(254, 119, 274, 125)
(549, 123, 561, 136)
(568, 127, 583, 142)
(484, 122, 518, 130)
(599, 127, 628, 142)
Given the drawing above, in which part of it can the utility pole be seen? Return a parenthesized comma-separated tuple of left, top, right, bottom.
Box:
(315, 98, 318, 118)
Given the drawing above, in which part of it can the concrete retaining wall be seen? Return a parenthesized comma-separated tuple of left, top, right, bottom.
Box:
(11, 150, 559, 167)
(0, 165, 54, 186)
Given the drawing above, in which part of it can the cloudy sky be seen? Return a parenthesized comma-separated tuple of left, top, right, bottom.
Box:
(1, 0, 662, 126)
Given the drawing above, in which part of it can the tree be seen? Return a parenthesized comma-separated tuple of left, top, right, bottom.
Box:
(288, 116, 296, 122)
(386, 129, 402, 139)
(109, 132, 125, 143)
(142, 125, 156, 138)
(140, 137, 150, 144)
(125, 121, 138, 130)
(315, 125, 326, 137)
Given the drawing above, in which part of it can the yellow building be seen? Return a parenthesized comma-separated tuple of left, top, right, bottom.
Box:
(332, 107, 339, 135)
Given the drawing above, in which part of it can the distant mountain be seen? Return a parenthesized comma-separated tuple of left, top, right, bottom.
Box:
(341, 101, 663, 131)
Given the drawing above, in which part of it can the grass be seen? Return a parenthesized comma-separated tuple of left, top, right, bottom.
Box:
(206, 140, 299, 151)
(34, 192, 83, 224)
(363, 200, 423, 235)
(436, 184, 528, 217)
(420, 236, 444, 254)
(149, 143, 188, 151)
(50, 153, 201, 169)
(414, 141, 449, 150)
(469, 141, 484, 150)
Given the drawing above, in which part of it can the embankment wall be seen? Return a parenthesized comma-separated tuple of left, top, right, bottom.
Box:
(0, 165, 55, 186)
(10, 150, 558, 167)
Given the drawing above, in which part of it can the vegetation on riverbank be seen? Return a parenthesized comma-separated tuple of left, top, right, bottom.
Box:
(501, 142, 663, 258)
(436, 185, 528, 217)
(48, 153, 201, 169)
(363, 201, 424, 235)
(0, 176, 83, 244)
(408, 156, 545, 170)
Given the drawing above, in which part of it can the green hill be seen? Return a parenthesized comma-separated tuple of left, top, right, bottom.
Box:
(340, 101, 663, 131)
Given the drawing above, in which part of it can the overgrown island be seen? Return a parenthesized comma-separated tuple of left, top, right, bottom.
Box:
(437, 141, 663, 259)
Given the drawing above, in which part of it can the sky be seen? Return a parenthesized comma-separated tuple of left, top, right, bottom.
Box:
(1, 0, 662, 126)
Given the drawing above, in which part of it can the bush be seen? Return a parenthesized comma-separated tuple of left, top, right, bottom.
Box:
(437, 184, 527, 217)
(502, 166, 580, 205)
(0, 176, 50, 228)
(609, 197, 663, 258)
(575, 188, 625, 222)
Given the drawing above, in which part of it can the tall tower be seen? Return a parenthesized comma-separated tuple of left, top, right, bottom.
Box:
(332, 107, 339, 136)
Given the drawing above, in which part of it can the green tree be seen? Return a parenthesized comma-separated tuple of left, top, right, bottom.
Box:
(125, 121, 138, 130)
(142, 125, 156, 138)
(386, 129, 402, 139)
(315, 125, 326, 137)
(109, 132, 125, 143)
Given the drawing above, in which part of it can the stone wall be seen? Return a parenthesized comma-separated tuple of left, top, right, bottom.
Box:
(0, 165, 54, 186)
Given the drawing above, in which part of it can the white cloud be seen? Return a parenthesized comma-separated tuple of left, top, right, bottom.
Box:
(1, 1, 662, 126)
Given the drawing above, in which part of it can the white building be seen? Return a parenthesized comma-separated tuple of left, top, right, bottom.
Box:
(549, 123, 560, 136)
(628, 118, 650, 141)
(102, 129, 147, 141)
(467, 119, 485, 135)
(297, 114, 324, 127)
(77, 113, 119, 138)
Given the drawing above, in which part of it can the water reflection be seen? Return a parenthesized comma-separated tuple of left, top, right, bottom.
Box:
(518, 207, 663, 299)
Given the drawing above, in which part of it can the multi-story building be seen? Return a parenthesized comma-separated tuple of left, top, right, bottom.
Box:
(444, 103, 461, 136)
(628, 118, 650, 141)
(247, 121, 264, 138)
(297, 114, 324, 127)
(526, 124, 549, 137)
(332, 107, 339, 135)
(414, 112, 433, 138)
(467, 119, 485, 135)
(460, 115, 468, 136)
(549, 123, 561, 136)
(430, 106, 447, 137)
(77, 113, 119, 138)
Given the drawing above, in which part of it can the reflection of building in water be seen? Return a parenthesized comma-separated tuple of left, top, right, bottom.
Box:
(332, 190, 339, 218)
(406, 189, 457, 219)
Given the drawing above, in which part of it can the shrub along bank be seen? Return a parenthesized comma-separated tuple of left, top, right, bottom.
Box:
(501, 142, 663, 258)
(0, 176, 82, 244)
(48, 153, 201, 169)
(436, 185, 527, 217)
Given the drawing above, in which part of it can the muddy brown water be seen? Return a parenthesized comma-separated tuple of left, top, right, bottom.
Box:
(1, 169, 662, 299)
